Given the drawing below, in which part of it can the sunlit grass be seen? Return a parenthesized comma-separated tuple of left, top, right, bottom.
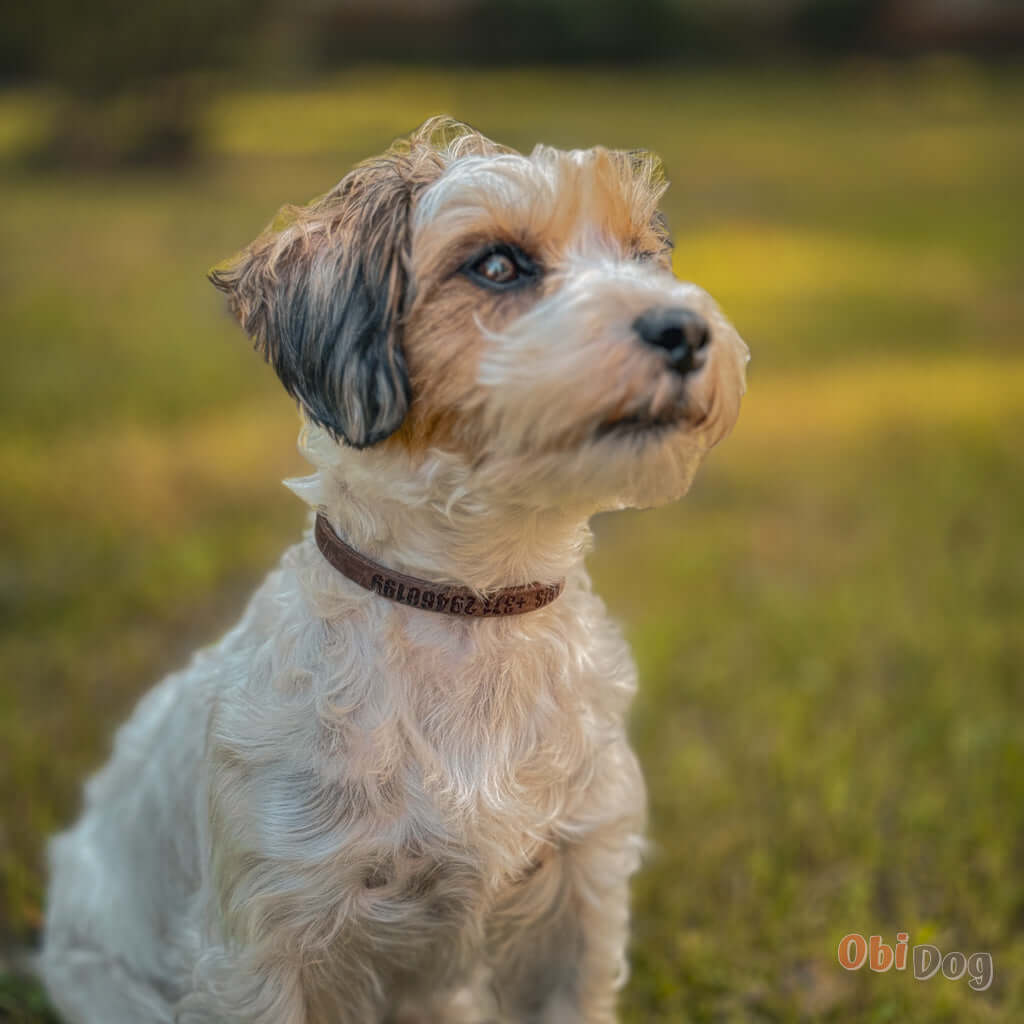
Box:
(1, 63, 1022, 1021)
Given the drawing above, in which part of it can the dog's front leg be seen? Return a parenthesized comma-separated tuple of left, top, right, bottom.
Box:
(173, 944, 311, 1024)
(490, 824, 642, 1024)
(181, 743, 391, 1024)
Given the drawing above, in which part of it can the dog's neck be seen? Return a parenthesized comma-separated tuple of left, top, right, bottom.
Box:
(287, 436, 593, 594)
(320, 492, 588, 593)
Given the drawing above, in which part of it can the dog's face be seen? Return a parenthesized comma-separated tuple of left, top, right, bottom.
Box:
(213, 118, 748, 513)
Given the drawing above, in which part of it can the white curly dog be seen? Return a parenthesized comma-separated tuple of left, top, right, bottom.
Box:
(41, 118, 748, 1023)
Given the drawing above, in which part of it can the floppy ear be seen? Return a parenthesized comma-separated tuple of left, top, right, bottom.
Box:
(210, 157, 414, 448)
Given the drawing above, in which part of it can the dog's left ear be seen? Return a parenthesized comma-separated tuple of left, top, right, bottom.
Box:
(211, 156, 416, 448)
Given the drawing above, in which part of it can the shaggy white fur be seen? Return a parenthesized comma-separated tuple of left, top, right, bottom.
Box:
(41, 119, 748, 1023)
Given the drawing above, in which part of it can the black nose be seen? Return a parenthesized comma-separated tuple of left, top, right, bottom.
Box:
(633, 307, 711, 374)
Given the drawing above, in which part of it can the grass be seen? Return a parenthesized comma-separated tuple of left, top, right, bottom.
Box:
(1, 61, 1022, 1021)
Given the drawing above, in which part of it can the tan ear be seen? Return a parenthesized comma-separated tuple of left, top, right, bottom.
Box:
(210, 154, 416, 448)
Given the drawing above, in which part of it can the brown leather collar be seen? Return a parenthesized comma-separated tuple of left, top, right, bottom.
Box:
(314, 513, 564, 617)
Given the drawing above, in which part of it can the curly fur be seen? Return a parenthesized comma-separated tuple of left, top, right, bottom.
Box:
(40, 117, 748, 1023)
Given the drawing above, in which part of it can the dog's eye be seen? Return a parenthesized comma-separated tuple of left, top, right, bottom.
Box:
(478, 252, 517, 283)
(464, 244, 538, 290)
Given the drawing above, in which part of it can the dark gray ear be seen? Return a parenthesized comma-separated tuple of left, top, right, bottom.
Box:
(210, 158, 413, 448)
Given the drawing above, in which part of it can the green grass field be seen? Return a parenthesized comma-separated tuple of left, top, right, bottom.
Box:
(1, 62, 1022, 1021)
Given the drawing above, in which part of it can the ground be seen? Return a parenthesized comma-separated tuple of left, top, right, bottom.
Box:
(0, 62, 1022, 1022)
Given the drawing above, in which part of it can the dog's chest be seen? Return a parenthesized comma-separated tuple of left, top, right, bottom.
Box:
(319, 618, 588, 939)
(341, 821, 559, 1000)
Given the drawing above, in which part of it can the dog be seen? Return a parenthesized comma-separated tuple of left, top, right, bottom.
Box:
(40, 117, 748, 1023)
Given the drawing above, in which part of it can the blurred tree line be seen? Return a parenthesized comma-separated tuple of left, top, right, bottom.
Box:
(2, 0, 1021, 167)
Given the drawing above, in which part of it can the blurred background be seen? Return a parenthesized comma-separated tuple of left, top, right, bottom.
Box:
(1, 1, 1022, 1020)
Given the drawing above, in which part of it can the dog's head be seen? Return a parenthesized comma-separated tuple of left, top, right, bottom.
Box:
(212, 117, 748, 513)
